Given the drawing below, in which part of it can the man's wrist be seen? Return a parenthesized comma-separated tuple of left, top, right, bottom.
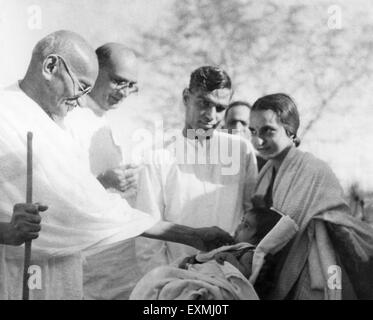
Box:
(142, 221, 202, 250)
(178, 226, 203, 250)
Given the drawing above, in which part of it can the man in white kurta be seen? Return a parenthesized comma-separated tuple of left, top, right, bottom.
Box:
(135, 66, 258, 273)
(0, 32, 233, 299)
(64, 43, 141, 299)
(0, 82, 156, 299)
(65, 43, 139, 197)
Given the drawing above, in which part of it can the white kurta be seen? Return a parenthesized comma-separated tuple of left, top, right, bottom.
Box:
(135, 130, 258, 273)
(64, 97, 142, 300)
(0, 84, 157, 299)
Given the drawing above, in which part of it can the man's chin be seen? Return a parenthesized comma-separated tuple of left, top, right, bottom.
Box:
(62, 98, 78, 112)
(198, 122, 218, 131)
(106, 103, 120, 110)
(56, 104, 73, 118)
(107, 96, 124, 108)
(194, 127, 216, 139)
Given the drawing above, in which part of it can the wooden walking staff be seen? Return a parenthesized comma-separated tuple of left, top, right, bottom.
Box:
(22, 132, 33, 300)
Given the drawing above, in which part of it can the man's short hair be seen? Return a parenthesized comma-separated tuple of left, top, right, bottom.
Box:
(225, 101, 251, 119)
(188, 66, 232, 93)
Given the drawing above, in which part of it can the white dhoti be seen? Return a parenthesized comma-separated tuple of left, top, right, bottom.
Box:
(83, 240, 142, 300)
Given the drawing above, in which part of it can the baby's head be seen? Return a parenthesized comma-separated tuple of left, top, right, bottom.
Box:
(235, 206, 283, 245)
(234, 213, 257, 244)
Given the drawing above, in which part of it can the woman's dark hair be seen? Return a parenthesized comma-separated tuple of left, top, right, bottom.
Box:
(188, 66, 232, 93)
(252, 93, 301, 147)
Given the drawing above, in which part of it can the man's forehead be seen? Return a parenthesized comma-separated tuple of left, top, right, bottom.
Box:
(196, 88, 232, 105)
(107, 54, 138, 81)
(69, 52, 99, 86)
(228, 105, 251, 118)
(70, 63, 97, 88)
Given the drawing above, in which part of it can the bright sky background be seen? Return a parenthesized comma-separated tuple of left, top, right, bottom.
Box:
(3, 0, 371, 85)
(0, 0, 172, 84)
(1, 0, 373, 194)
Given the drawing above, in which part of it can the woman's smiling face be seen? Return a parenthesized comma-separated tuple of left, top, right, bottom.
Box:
(249, 109, 293, 161)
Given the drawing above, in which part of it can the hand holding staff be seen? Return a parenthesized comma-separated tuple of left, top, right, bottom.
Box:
(21, 132, 48, 300)
(22, 132, 34, 300)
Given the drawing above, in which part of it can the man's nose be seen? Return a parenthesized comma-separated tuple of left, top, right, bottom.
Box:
(233, 122, 244, 131)
(116, 86, 128, 96)
(204, 107, 216, 121)
(118, 86, 138, 97)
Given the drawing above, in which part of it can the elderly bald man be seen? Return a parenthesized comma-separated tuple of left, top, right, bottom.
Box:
(65, 43, 139, 199)
(64, 43, 144, 299)
(0, 30, 233, 300)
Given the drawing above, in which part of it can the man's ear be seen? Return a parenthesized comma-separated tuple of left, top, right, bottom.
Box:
(42, 55, 59, 80)
(182, 88, 190, 107)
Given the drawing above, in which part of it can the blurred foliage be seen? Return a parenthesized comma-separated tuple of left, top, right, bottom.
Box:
(133, 0, 373, 135)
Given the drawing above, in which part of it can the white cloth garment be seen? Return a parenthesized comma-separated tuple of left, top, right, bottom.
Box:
(130, 259, 259, 300)
(64, 98, 123, 177)
(64, 97, 142, 300)
(0, 84, 157, 299)
(254, 146, 373, 299)
(130, 216, 298, 300)
(135, 130, 258, 273)
(82, 240, 143, 300)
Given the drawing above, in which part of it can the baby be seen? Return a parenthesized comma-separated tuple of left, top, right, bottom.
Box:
(213, 213, 257, 278)
(179, 206, 285, 280)
(179, 212, 258, 279)
(129, 209, 298, 300)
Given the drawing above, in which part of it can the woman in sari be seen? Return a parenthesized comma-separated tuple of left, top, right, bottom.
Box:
(248, 93, 373, 300)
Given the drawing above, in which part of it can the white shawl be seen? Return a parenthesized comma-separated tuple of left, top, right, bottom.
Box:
(0, 84, 157, 299)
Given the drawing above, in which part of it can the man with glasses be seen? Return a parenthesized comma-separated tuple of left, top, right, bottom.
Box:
(65, 42, 144, 299)
(65, 43, 139, 198)
(56, 54, 92, 97)
(0, 31, 233, 299)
